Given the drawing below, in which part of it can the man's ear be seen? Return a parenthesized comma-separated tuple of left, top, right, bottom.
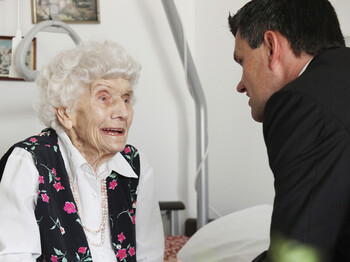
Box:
(56, 108, 75, 130)
(263, 30, 281, 71)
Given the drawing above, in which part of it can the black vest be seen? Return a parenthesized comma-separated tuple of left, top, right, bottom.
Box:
(0, 128, 140, 262)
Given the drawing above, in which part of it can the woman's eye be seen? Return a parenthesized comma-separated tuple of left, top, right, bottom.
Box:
(97, 91, 110, 102)
(123, 95, 131, 103)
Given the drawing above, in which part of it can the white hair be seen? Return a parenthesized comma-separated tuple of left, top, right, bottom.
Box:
(35, 40, 141, 131)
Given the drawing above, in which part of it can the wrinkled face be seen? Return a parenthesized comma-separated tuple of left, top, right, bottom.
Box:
(68, 78, 134, 158)
(234, 32, 275, 122)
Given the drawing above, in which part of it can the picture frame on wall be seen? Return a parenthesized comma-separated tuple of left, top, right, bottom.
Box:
(32, 0, 100, 24)
(0, 36, 37, 81)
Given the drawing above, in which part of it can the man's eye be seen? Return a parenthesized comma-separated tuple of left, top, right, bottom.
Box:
(99, 96, 107, 101)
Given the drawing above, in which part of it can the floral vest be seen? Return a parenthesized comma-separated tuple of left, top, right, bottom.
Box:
(0, 128, 140, 262)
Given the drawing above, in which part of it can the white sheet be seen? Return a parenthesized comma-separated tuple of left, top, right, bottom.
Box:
(177, 204, 272, 262)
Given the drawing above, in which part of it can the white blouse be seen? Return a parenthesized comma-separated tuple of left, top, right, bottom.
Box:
(0, 131, 164, 262)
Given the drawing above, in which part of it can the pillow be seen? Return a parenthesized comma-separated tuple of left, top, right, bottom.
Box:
(177, 204, 272, 262)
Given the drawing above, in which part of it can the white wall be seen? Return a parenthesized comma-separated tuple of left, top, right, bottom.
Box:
(194, 0, 273, 219)
(1, 0, 350, 233)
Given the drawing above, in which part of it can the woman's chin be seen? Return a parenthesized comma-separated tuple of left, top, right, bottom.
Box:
(103, 143, 127, 155)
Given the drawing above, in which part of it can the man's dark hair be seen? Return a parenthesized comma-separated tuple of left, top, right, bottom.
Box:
(228, 0, 345, 56)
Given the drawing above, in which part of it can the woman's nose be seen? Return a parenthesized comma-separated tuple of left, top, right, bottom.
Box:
(111, 99, 129, 119)
(236, 80, 247, 93)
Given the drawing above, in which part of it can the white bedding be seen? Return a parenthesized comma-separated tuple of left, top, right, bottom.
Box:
(177, 204, 272, 262)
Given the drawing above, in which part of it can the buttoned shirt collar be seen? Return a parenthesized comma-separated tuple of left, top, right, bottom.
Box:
(56, 129, 137, 185)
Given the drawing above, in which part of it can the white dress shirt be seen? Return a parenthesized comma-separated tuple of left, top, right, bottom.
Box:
(0, 130, 164, 262)
(298, 58, 313, 76)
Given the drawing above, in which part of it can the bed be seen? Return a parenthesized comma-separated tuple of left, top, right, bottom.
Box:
(162, 204, 272, 262)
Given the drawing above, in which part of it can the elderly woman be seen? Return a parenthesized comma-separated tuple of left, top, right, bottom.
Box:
(0, 40, 164, 262)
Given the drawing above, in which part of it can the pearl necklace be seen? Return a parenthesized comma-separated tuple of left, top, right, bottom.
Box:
(71, 179, 108, 247)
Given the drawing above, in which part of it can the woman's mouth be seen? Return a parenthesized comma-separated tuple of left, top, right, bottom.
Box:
(101, 128, 125, 136)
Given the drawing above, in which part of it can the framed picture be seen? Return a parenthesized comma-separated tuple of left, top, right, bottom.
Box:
(0, 36, 37, 81)
(32, 0, 100, 24)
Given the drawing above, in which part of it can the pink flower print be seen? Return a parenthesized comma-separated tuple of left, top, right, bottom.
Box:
(63, 202, 77, 214)
(130, 209, 134, 214)
(45, 144, 51, 147)
(30, 138, 37, 143)
(124, 147, 131, 154)
(52, 168, 57, 176)
(116, 249, 127, 261)
(128, 246, 135, 257)
(118, 232, 126, 243)
(50, 255, 58, 262)
(132, 201, 136, 208)
(78, 247, 87, 254)
(60, 227, 65, 235)
(53, 181, 65, 192)
(39, 176, 44, 184)
(42, 194, 50, 203)
(109, 179, 118, 190)
(132, 215, 135, 224)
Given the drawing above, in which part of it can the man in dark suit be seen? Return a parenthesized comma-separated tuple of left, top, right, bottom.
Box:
(228, 0, 350, 261)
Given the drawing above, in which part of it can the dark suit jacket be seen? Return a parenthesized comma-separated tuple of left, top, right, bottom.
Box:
(254, 47, 350, 262)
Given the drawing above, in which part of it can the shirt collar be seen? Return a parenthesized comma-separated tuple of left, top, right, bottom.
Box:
(108, 153, 138, 179)
(56, 129, 138, 183)
(298, 57, 313, 77)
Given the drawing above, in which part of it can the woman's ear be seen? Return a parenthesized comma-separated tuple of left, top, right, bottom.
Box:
(263, 30, 281, 71)
(56, 108, 75, 130)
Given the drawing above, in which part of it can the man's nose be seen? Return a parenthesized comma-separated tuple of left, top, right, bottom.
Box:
(236, 80, 247, 93)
